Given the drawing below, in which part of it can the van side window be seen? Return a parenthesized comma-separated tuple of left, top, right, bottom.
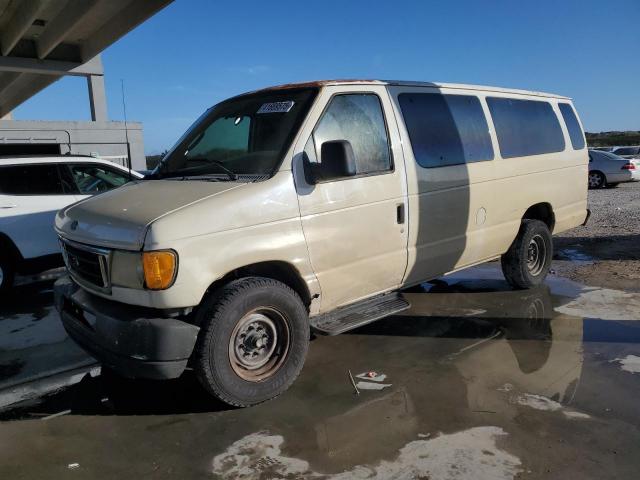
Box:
(398, 93, 494, 168)
(558, 103, 585, 150)
(487, 97, 565, 158)
(311, 94, 391, 174)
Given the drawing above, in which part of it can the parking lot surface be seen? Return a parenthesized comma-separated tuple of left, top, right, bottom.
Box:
(1, 256, 639, 479)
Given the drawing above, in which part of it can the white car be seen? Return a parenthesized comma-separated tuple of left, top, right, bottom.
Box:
(588, 150, 640, 189)
(0, 156, 143, 293)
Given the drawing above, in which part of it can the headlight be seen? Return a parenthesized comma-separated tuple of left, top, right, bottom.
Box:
(110, 250, 178, 290)
(110, 251, 144, 289)
(142, 250, 178, 290)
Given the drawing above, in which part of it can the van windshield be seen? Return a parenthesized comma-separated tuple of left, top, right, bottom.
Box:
(155, 87, 318, 179)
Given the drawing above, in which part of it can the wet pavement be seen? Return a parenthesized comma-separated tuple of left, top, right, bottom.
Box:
(1, 265, 639, 479)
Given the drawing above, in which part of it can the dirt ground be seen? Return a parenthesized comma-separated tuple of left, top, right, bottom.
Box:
(553, 181, 640, 292)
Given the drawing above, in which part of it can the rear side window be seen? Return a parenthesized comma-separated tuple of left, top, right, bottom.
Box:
(398, 93, 494, 168)
(69, 164, 131, 194)
(309, 94, 391, 174)
(0, 164, 66, 195)
(558, 103, 585, 150)
(487, 97, 565, 158)
(614, 147, 640, 156)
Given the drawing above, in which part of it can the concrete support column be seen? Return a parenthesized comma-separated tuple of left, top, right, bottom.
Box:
(87, 74, 107, 121)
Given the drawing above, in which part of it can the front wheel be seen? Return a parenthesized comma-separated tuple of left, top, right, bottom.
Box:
(501, 219, 553, 289)
(194, 277, 309, 407)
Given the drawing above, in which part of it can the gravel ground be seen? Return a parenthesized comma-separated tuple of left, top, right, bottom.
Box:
(553, 181, 640, 291)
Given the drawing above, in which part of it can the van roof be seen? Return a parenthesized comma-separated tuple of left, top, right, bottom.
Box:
(257, 79, 571, 100)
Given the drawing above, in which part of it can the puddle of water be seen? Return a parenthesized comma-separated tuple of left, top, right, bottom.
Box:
(211, 427, 522, 480)
(555, 248, 595, 265)
(3, 263, 640, 479)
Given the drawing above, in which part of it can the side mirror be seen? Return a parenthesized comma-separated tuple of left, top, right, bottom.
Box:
(319, 140, 358, 182)
(302, 140, 357, 185)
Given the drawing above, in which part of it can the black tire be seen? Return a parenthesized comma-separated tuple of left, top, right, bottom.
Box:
(193, 277, 309, 407)
(0, 250, 15, 295)
(588, 170, 606, 189)
(501, 219, 553, 289)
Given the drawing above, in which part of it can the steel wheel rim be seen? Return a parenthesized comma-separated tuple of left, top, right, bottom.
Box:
(228, 307, 290, 382)
(527, 234, 546, 276)
(588, 172, 602, 188)
(0, 265, 3, 286)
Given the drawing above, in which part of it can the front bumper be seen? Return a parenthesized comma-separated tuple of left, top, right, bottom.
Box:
(54, 276, 200, 380)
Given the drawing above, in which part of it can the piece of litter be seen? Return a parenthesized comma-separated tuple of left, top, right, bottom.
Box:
(348, 370, 360, 396)
(355, 372, 387, 382)
(417, 433, 431, 438)
(68, 463, 79, 470)
(355, 381, 392, 391)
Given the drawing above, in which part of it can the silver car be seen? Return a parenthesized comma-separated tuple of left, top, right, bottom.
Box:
(611, 146, 640, 159)
(588, 150, 640, 189)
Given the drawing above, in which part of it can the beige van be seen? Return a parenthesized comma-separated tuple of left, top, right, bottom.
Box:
(54, 80, 589, 406)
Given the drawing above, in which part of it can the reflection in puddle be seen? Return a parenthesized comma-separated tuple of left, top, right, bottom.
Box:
(212, 427, 522, 480)
(556, 287, 640, 321)
(611, 355, 640, 374)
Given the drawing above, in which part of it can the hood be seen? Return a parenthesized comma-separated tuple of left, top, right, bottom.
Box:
(56, 180, 244, 250)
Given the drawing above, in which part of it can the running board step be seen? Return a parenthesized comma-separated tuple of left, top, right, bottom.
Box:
(311, 293, 410, 336)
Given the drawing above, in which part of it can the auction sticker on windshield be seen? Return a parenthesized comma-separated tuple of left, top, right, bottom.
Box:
(257, 101, 295, 114)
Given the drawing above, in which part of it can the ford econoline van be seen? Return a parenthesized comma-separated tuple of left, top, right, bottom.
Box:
(54, 80, 589, 407)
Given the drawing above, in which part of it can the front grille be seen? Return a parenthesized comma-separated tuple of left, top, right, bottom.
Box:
(60, 239, 111, 293)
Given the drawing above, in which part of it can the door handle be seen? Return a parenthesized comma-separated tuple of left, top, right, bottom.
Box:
(396, 203, 405, 224)
(0, 204, 17, 209)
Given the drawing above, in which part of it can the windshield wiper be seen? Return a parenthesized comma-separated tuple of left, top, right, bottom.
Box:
(186, 157, 238, 180)
(165, 174, 239, 182)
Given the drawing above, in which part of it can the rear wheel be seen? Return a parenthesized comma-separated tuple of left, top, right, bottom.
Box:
(0, 250, 15, 295)
(501, 219, 553, 289)
(588, 171, 606, 189)
(194, 277, 309, 407)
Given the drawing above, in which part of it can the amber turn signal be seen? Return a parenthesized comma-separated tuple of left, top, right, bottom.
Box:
(142, 251, 177, 290)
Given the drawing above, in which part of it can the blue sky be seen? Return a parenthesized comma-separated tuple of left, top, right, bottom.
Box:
(14, 0, 640, 155)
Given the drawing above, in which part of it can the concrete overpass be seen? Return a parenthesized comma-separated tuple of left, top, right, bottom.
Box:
(0, 0, 173, 168)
